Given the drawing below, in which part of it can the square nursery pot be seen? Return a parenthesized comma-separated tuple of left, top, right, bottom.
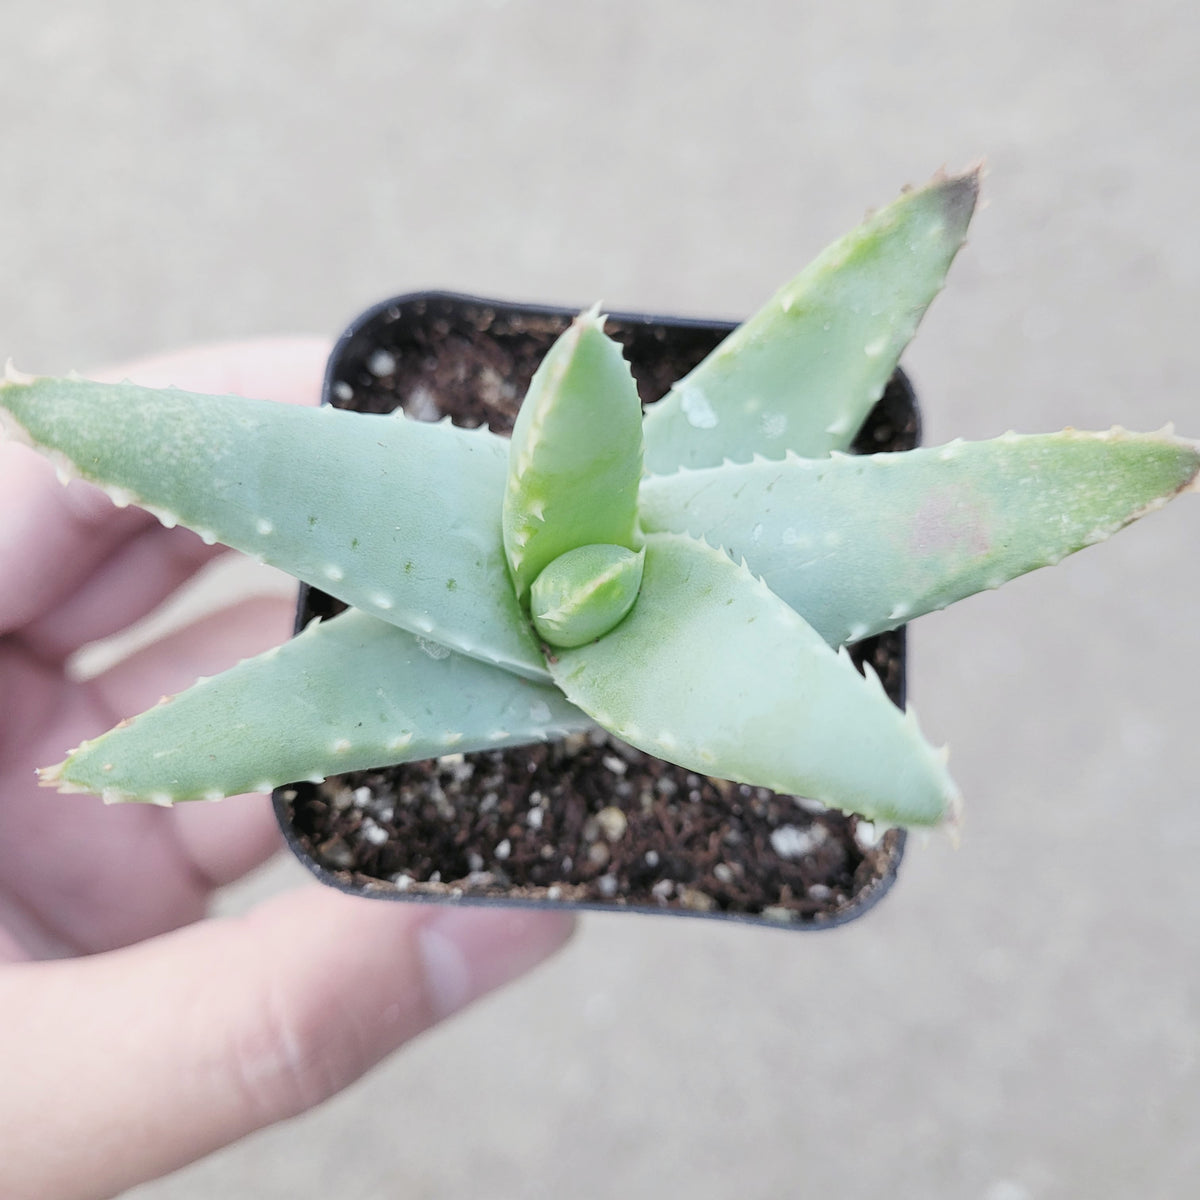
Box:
(273, 292, 921, 930)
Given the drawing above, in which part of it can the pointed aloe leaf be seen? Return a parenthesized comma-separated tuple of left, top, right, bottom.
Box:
(641, 428, 1200, 647)
(0, 374, 548, 679)
(41, 608, 592, 804)
(546, 532, 960, 827)
(502, 308, 644, 603)
(642, 171, 979, 472)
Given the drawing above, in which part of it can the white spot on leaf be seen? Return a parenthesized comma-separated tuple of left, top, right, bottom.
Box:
(416, 635, 451, 660)
(761, 412, 788, 439)
(680, 387, 718, 429)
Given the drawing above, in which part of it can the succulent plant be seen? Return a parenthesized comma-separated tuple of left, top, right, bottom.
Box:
(3, 169, 1196, 831)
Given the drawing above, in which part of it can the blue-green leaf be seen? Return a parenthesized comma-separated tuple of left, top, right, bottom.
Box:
(546, 532, 960, 827)
(640, 428, 1200, 646)
(642, 171, 978, 471)
(42, 608, 592, 804)
(0, 375, 546, 679)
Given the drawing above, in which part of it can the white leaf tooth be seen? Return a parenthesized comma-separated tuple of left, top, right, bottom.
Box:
(104, 484, 136, 508)
(441, 731, 464, 747)
(142, 503, 179, 530)
(824, 413, 856, 437)
(859, 658, 888, 697)
(332, 738, 352, 753)
(3, 359, 35, 385)
(902, 704, 932, 745)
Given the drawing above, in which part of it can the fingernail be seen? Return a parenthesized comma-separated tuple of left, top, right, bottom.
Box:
(416, 908, 576, 1020)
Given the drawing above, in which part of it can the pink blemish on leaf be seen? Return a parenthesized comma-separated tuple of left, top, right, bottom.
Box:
(910, 486, 990, 559)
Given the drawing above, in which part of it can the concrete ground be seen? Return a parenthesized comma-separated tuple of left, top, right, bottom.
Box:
(3, 2, 1199, 1196)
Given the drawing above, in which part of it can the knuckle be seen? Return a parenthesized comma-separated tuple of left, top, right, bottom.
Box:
(226, 982, 363, 1125)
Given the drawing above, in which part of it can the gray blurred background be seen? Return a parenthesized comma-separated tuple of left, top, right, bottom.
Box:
(4, 1, 1199, 1196)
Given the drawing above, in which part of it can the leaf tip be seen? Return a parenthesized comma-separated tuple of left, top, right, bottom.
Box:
(36, 758, 97, 796)
(36, 759, 67, 787)
(932, 163, 982, 232)
(578, 300, 607, 328)
(2, 358, 35, 386)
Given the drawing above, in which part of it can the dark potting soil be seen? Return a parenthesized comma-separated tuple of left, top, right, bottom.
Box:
(276, 294, 918, 926)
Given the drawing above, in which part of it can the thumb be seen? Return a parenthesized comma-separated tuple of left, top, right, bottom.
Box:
(0, 887, 574, 1200)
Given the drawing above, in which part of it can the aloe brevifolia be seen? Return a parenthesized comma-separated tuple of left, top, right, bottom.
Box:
(2, 170, 1197, 829)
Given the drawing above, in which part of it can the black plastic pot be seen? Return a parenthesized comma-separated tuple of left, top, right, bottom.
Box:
(273, 292, 920, 929)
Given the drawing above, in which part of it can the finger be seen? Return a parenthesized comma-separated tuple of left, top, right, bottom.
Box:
(169, 791, 284, 890)
(88, 594, 296, 725)
(18, 524, 224, 664)
(0, 337, 330, 639)
(0, 889, 575, 1200)
(91, 335, 333, 403)
(0, 443, 152, 635)
(0, 597, 299, 958)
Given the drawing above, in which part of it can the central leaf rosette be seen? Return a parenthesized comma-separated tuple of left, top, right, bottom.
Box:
(502, 305, 648, 649)
(498, 306, 961, 828)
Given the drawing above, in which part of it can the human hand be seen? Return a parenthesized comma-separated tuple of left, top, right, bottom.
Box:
(0, 340, 574, 1200)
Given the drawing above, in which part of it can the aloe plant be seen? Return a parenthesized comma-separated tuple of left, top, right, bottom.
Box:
(3, 169, 1197, 830)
